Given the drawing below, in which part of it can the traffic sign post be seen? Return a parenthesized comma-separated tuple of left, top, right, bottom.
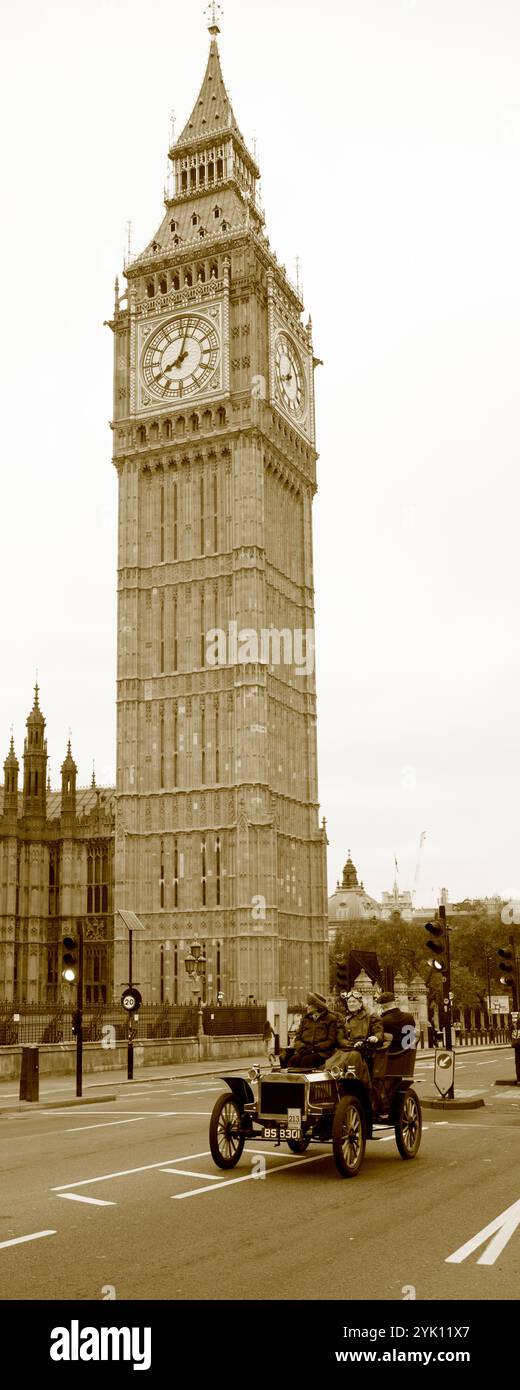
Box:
(434, 1049, 456, 1098)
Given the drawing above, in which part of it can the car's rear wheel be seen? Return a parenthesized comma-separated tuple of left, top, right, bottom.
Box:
(332, 1095, 366, 1178)
(286, 1136, 311, 1154)
(394, 1089, 422, 1159)
(209, 1093, 245, 1169)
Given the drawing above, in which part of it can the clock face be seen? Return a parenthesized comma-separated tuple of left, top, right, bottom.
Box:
(141, 313, 220, 400)
(275, 332, 305, 418)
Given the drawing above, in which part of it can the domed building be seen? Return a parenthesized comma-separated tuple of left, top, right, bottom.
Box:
(328, 851, 381, 942)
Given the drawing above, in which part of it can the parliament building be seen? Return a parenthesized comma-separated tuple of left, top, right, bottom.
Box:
(0, 688, 114, 1005)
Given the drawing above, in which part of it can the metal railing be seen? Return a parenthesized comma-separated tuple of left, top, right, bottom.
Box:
(0, 1002, 265, 1045)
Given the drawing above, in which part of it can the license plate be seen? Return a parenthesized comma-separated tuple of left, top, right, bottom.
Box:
(263, 1125, 301, 1140)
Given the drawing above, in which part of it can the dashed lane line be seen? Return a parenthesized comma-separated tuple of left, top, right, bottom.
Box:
(66, 1117, 147, 1133)
(57, 1194, 115, 1206)
(0, 1230, 56, 1251)
(159, 1168, 224, 1180)
(172, 1150, 331, 1199)
(51, 1149, 214, 1191)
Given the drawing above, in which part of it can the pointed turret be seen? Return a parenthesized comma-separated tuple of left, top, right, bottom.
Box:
(23, 684, 48, 818)
(342, 851, 359, 890)
(60, 739, 77, 820)
(3, 735, 19, 817)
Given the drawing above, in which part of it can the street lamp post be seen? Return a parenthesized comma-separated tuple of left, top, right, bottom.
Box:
(184, 936, 206, 1038)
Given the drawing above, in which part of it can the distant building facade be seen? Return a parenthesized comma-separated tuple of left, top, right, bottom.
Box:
(0, 688, 115, 1005)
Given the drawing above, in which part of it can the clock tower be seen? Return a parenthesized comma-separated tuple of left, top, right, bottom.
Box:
(109, 12, 328, 1003)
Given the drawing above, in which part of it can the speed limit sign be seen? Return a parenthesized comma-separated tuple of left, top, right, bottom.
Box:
(121, 988, 142, 1013)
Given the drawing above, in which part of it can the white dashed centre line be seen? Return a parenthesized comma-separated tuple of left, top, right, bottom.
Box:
(0, 1230, 56, 1250)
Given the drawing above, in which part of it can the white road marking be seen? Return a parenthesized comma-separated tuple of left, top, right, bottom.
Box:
(159, 1168, 224, 1180)
(446, 1196, 520, 1266)
(51, 1150, 213, 1191)
(173, 1151, 330, 1199)
(0, 1229, 56, 1250)
(57, 1194, 115, 1206)
(65, 1117, 146, 1133)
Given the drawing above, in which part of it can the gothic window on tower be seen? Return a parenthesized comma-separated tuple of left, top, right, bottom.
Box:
(200, 590, 206, 667)
(48, 848, 60, 916)
(160, 839, 165, 908)
(173, 837, 179, 908)
(181, 170, 187, 191)
(160, 485, 165, 563)
(199, 475, 205, 553)
(87, 843, 110, 916)
(185, 269, 193, 287)
(159, 704, 165, 787)
(147, 280, 155, 299)
(201, 702, 206, 785)
(173, 704, 178, 787)
(191, 212, 199, 227)
(201, 836, 207, 906)
(172, 595, 178, 670)
(197, 263, 206, 282)
(173, 272, 180, 289)
(215, 698, 220, 783)
(46, 946, 58, 1002)
(215, 835, 221, 905)
(85, 945, 108, 1006)
(159, 276, 167, 295)
(213, 472, 218, 551)
(172, 480, 178, 560)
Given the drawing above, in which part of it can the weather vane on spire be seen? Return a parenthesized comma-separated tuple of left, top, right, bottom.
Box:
(205, 2, 223, 36)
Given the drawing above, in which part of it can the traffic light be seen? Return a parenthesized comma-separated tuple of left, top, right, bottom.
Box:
(497, 947, 514, 989)
(424, 921, 446, 975)
(62, 935, 78, 983)
(336, 960, 348, 991)
(72, 1009, 82, 1036)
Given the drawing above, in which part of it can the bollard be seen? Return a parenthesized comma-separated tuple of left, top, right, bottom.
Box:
(19, 1045, 39, 1102)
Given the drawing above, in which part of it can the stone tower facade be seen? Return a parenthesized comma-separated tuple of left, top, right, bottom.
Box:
(109, 19, 328, 1004)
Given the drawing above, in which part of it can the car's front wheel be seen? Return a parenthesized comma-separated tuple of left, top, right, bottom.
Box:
(394, 1088, 422, 1159)
(209, 1092, 245, 1169)
(332, 1095, 366, 1178)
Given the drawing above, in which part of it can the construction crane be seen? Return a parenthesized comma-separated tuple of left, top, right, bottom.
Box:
(412, 831, 427, 900)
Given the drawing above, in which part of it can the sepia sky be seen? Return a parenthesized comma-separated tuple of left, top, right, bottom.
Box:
(0, 0, 518, 905)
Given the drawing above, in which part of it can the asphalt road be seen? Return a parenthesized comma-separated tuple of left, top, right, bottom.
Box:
(0, 1049, 518, 1303)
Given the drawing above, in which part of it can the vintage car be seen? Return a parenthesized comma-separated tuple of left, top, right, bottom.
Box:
(209, 1035, 422, 1178)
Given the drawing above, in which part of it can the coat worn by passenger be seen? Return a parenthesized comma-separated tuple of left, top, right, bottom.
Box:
(379, 1007, 416, 1052)
(292, 1009, 338, 1063)
(325, 1007, 384, 1083)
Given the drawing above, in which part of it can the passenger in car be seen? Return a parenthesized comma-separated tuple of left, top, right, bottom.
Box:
(375, 991, 416, 1051)
(281, 992, 338, 1069)
(325, 990, 384, 1085)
